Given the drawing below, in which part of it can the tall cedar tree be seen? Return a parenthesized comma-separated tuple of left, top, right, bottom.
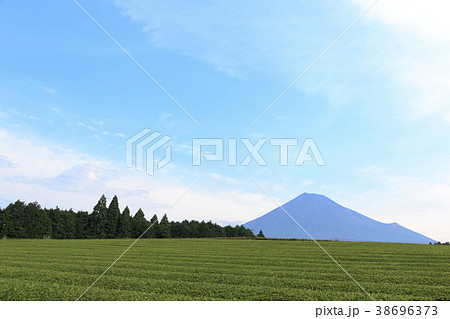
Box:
(105, 196, 121, 238)
(223, 225, 235, 237)
(75, 211, 89, 239)
(118, 206, 132, 238)
(88, 195, 108, 239)
(132, 209, 148, 237)
(25, 202, 52, 239)
(256, 230, 265, 238)
(158, 214, 171, 238)
(48, 208, 76, 239)
(2, 200, 27, 238)
(0, 207, 3, 237)
(147, 214, 158, 238)
(0, 206, 6, 238)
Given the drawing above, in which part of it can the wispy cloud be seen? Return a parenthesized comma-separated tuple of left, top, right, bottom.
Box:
(159, 113, 174, 121)
(8, 164, 119, 193)
(208, 173, 236, 184)
(0, 156, 14, 168)
(115, 0, 348, 78)
(116, 0, 450, 122)
(51, 107, 63, 115)
(93, 120, 105, 126)
(32, 85, 57, 94)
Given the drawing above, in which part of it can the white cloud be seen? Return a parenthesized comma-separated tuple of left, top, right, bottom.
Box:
(355, 0, 450, 43)
(159, 113, 175, 121)
(208, 172, 236, 184)
(0, 155, 14, 168)
(34, 85, 57, 94)
(51, 107, 63, 115)
(8, 164, 118, 193)
(353, 0, 450, 121)
(331, 166, 450, 242)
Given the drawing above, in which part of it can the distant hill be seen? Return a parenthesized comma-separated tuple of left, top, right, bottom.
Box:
(244, 193, 436, 244)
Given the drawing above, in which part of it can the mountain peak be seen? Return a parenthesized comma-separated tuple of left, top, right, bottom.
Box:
(293, 192, 338, 207)
(297, 192, 330, 200)
(244, 192, 436, 244)
(300, 192, 322, 197)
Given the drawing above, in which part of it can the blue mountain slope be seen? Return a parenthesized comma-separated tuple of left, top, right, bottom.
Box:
(244, 193, 436, 244)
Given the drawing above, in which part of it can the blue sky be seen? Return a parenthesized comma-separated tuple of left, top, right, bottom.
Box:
(0, 0, 449, 241)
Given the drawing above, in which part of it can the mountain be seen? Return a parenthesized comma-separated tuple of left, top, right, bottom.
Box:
(244, 193, 436, 244)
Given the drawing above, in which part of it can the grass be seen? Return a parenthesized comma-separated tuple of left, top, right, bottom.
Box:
(0, 238, 448, 300)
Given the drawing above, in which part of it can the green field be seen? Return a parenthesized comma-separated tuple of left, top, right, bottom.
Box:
(0, 239, 448, 301)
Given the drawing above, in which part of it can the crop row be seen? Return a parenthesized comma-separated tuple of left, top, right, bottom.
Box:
(0, 239, 448, 300)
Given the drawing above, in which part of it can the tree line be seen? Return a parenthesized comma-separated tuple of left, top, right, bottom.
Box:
(431, 241, 449, 245)
(0, 195, 257, 239)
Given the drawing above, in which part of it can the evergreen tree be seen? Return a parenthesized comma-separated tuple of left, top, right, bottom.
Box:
(118, 206, 132, 238)
(198, 221, 208, 238)
(179, 220, 191, 238)
(256, 230, 265, 238)
(0, 207, 7, 238)
(214, 223, 225, 237)
(75, 211, 89, 239)
(223, 225, 235, 237)
(105, 195, 121, 238)
(241, 225, 254, 238)
(132, 209, 149, 237)
(0, 207, 3, 237)
(189, 220, 200, 238)
(24, 202, 52, 239)
(158, 214, 171, 238)
(48, 208, 76, 239)
(87, 195, 108, 238)
(2, 201, 27, 238)
(146, 214, 158, 238)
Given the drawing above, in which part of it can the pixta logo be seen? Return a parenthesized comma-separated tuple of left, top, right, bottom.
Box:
(127, 129, 325, 176)
(192, 138, 325, 166)
(126, 128, 172, 176)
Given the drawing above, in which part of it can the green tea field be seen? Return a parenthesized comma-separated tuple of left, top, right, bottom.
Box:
(0, 239, 448, 301)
